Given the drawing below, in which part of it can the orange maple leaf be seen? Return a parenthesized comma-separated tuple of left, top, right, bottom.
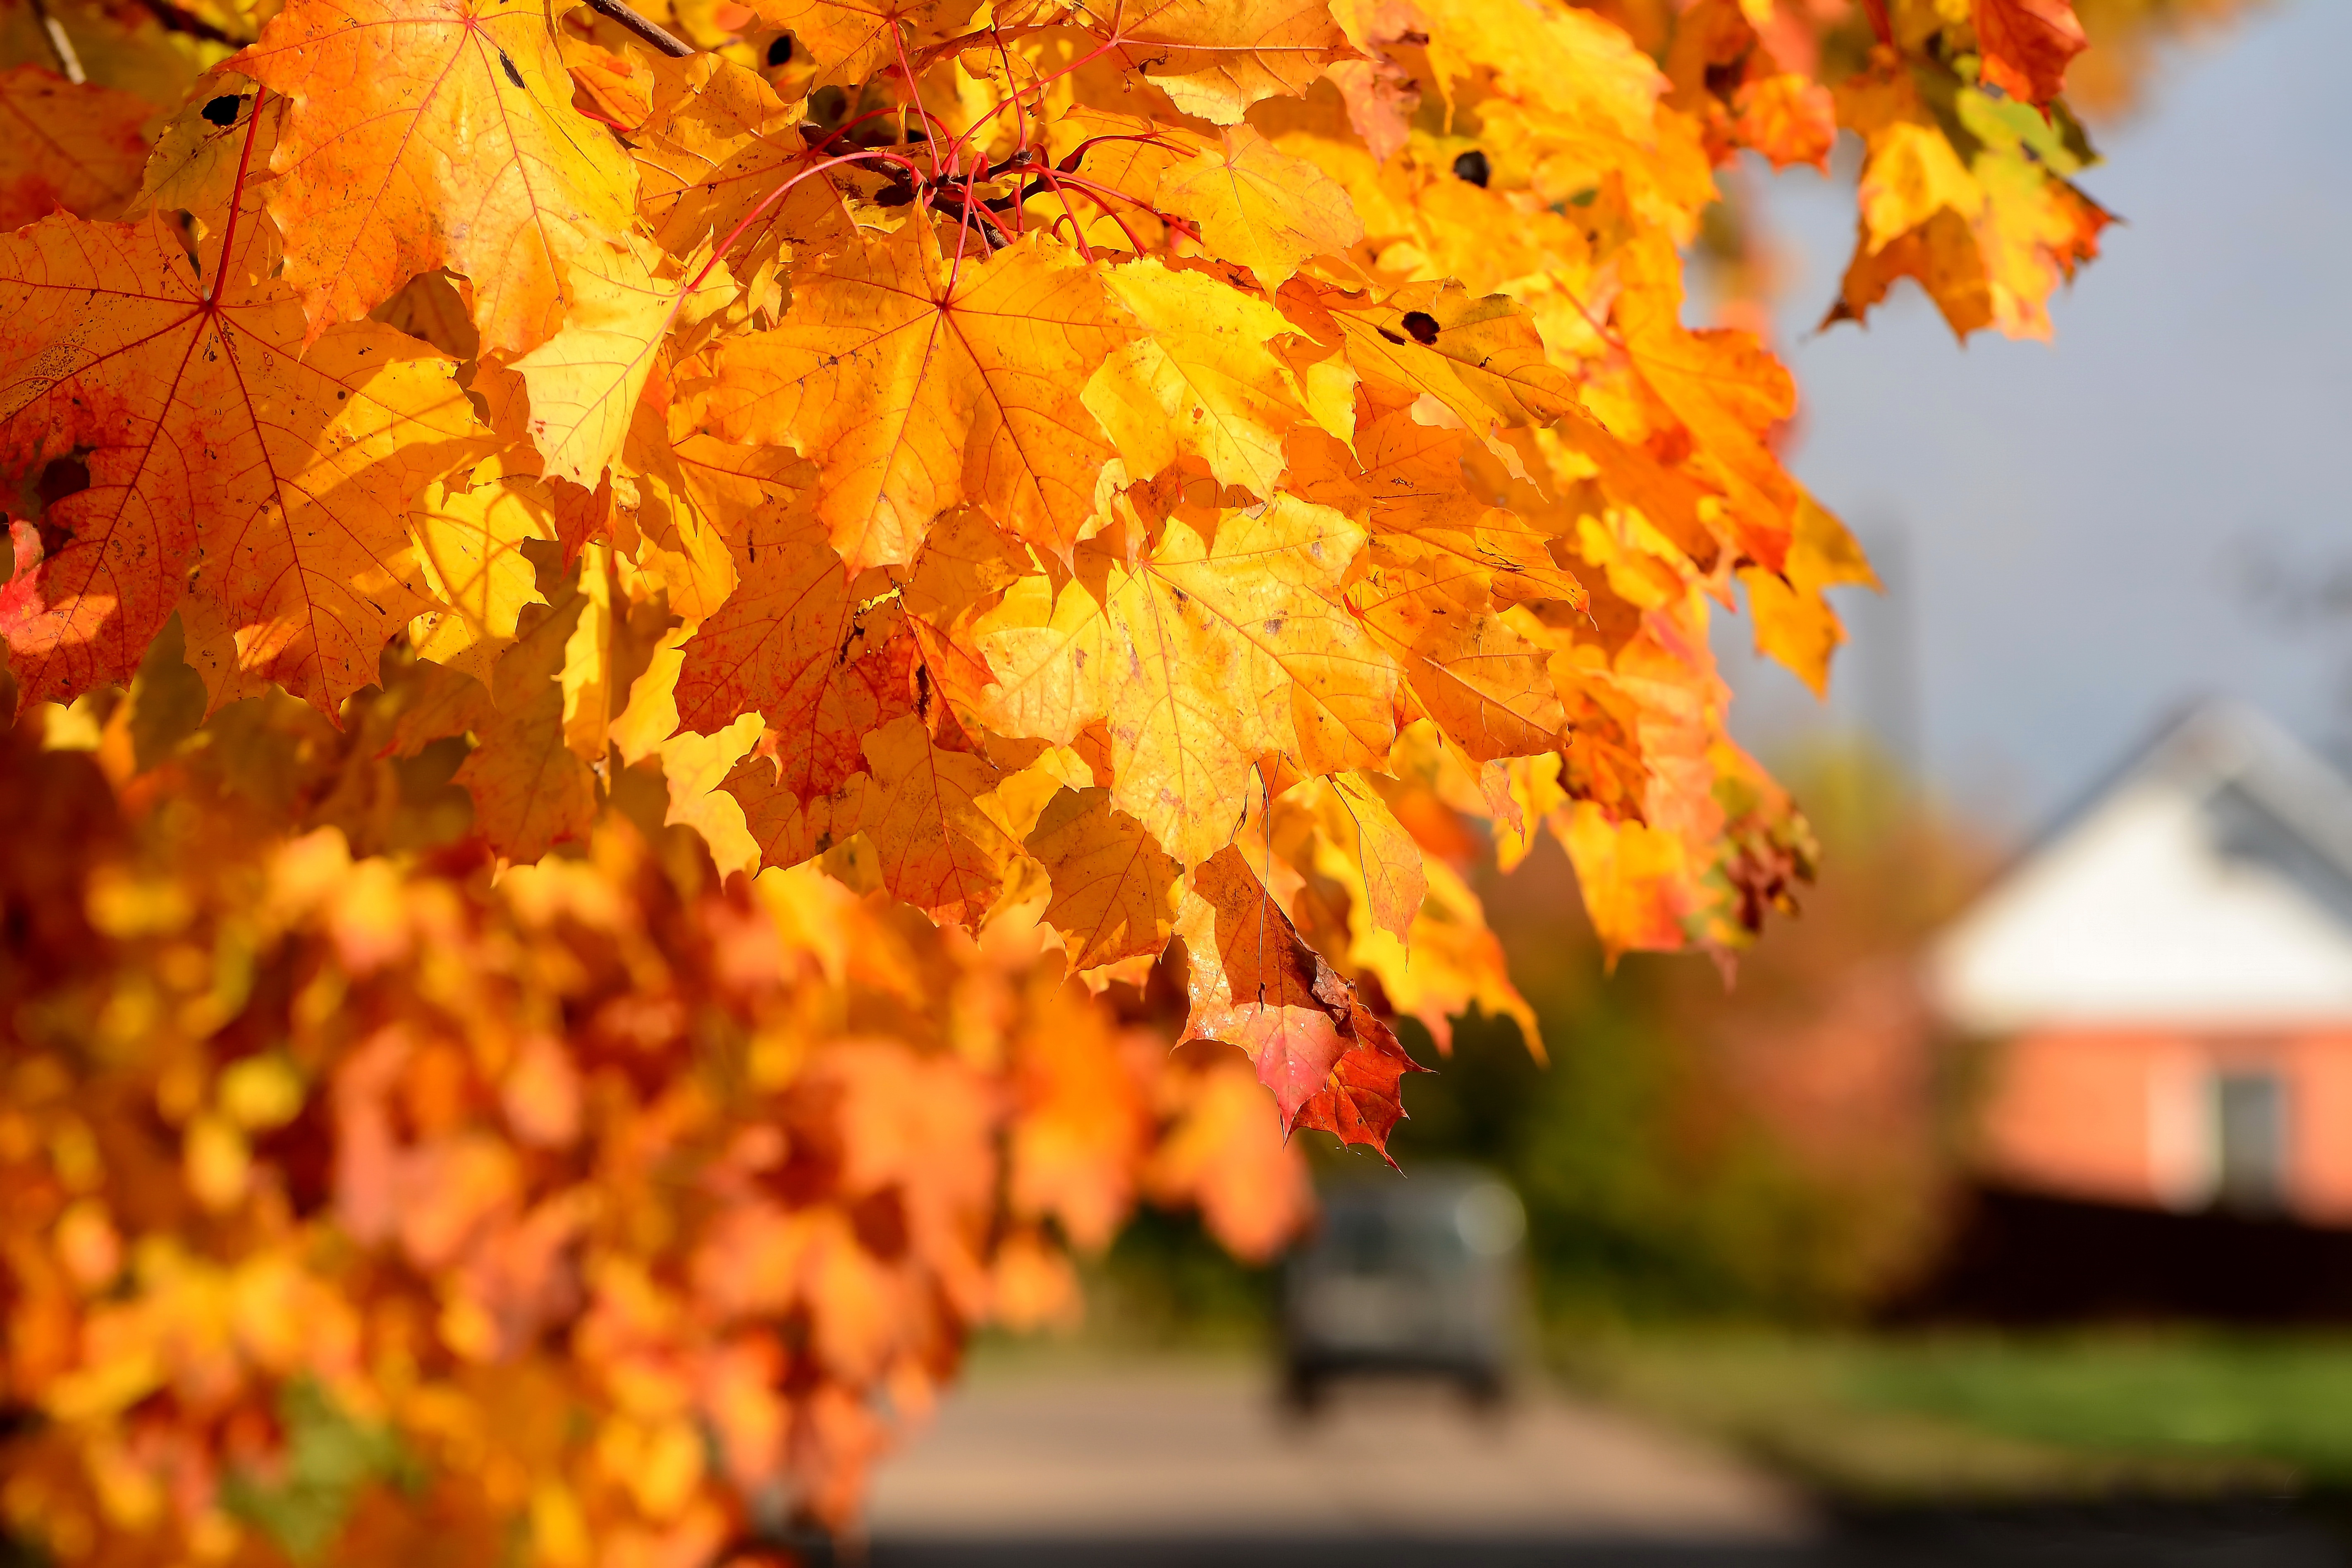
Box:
(674, 502, 917, 801)
(1178, 844, 1425, 1156)
(454, 588, 598, 860)
(705, 221, 1139, 569)
(752, 0, 980, 84)
(978, 497, 1398, 868)
(1975, 0, 2088, 107)
(834, 712, 1028, 923)
(233, 0, 639, 353)
(631, 53, 860, 275)
(0, 195, 481, 716)
(999, 0, 1350, 123)
(0, 66, 155, 228)
(1023, 784, 1184, 973)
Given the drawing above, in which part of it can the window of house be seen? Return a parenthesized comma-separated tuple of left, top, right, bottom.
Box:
(2211, 1067, 2290, 1213)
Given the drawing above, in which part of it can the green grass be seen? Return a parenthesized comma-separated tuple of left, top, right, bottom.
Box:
(1854, 1336, 2352, 1480)
(1558, 1329, 2352, 1501)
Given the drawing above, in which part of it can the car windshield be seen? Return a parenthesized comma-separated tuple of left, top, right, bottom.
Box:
(1318, 1200, 1472, 1274)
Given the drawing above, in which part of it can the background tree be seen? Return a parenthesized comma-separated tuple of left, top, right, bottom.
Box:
(1390, 745, 1988, 1323)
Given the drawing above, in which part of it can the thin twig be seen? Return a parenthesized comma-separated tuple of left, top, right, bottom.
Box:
(578, 0, 695, 58)
(888, 19, 944, 182)
(29, 0, 86, 84)
(992, 29, 1026, 234)
(689, 147, 898, 290)
(939, 32, 1116, 170)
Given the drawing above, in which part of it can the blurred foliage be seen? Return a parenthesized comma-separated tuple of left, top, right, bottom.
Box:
(1380, 740, 1987, 1321)
(1088, 739, 1993, 1329)
(1080, 1209, 1284, 1352)
(1388, 999, 1886, 1319)
(216, 1383, 421, 1563)
(0, 688, 1317, 1563)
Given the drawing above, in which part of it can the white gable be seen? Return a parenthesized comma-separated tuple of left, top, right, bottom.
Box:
(1933, 704, 2352, 1033)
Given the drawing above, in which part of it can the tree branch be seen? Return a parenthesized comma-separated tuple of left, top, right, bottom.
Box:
(579, 0, 696, 58)
(28, 0, 87, 84)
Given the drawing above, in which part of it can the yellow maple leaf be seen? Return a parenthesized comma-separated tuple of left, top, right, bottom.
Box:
(1155, 125, 1362, 290)
(133, 71, 277, 226)
(1326, 280, 1582, 448)
(408, 475, 556, 684)
(1611, 232, 1802, 574)
(1082, 258, 1311, 496)
(1557, 799, 1695, 957)
(1001, 0, 1350, 124)
(1349, 531, 1565, 763)
(1860, 119, 1984, 251)
(1408, 0, 1663, 141)
(454, 589, 598, 860)
(1738, 494, 1878, 697)
(619, 424, 806, 625)
(1338, 407, 1587, 608)
(971, 571, 1113, 750)
(1302, 771, 1425, 945)
(748, 0, 978, 84)
(555, 541, 677, 762)
(1023, 785, 1183, 972)
(509, 239, 721, 489)
(631, 52, 859, 283)
(1054, 496, 1397, 867)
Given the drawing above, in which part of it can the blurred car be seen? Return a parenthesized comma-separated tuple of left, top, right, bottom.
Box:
(1279, 1168, 1527, 1410)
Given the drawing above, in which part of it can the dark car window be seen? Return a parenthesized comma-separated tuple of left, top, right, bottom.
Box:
(1325, 1207, 1395, 1271)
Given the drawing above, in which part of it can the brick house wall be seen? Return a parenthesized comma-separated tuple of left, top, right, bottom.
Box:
(1978, 1026, 2352, 1224)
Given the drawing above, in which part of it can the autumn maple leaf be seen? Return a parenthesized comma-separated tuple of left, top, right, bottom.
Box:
(630, 53, 860, 272)
(1082, 258, 1315, 496)
(676, 500, 917, 802)
(0, 189, 481, 716)
(977, 496, 1396, 867)
(0, 66, 155, 229)
(1025, 784, 1185, 972)
(705, 220, 1138, 569)
(1154, 126, 1361, 289)
(998, 0, 1351, 123)
(1975, 0, 2089, 107)
(233, 0, 640, 353)
(1178, 843, 1426, 1156)
(455, 583, 598, 859)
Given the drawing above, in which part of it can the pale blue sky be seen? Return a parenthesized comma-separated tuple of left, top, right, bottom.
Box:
(1716, 0, 2352, 832)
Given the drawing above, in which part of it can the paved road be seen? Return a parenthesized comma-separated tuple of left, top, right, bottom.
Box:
(856, 1361, 2347, 1568)
(865, 1360, 1806, 1551)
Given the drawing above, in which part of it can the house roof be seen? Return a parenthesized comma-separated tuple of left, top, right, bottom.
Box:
(1931, 701, 2352, 1033)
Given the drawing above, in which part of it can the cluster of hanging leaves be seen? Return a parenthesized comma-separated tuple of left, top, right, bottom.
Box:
(0, 0, 2143, 1554)
(0, 709, 1314, 1561)
(1603, 0, 2116, 341)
